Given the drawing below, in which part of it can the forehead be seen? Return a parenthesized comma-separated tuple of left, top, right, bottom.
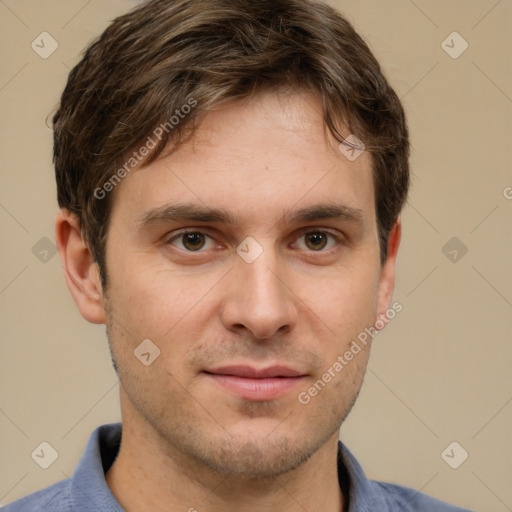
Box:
(110, 89, 376, 230)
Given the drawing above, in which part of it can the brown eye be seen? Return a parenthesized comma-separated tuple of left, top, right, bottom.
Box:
(304, 232, 328, 250)
(181, 232, 206, 251)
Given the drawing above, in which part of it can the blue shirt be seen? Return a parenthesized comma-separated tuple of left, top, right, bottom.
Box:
(3, 423, 475, 511)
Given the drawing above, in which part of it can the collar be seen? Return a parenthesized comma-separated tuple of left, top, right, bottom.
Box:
(70, 423, 379, 511)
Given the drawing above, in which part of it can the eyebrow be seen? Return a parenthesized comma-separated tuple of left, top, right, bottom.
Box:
(137, 201, 366, 231)
(281, 202, 366, 226)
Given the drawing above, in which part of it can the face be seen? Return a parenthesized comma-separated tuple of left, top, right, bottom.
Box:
(81, 90, 398, 478)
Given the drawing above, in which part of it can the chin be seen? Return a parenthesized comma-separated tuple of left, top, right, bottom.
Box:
(179, 426, 328, 480)
(208, 439, 310, 478)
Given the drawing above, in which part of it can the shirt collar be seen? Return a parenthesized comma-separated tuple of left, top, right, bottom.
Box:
(337, 440, 378, 511)
(70, 423, 124, 511)
(70, 423, 381, 511)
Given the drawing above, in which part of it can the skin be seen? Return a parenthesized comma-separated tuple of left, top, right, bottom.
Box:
(56, 89, 401, 512)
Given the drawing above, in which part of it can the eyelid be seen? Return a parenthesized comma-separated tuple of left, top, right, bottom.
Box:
(293, 226, 342, 239)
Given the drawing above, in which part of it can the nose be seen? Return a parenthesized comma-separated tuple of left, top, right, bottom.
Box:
(219, 246, 299, 340)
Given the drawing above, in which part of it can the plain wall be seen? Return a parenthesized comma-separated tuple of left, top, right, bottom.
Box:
(0, 1, 510, 510)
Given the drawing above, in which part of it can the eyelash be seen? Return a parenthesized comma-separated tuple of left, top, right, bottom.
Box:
(165, 229, 342, 254)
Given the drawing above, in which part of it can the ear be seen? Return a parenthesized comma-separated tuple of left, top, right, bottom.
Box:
(55, 209, 106, 324)
(376, 217, 402, 318)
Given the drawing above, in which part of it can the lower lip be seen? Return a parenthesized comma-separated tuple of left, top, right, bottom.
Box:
(205, 373, 307, 401)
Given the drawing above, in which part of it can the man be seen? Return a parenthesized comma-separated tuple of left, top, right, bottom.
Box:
(4, 0, 475, 510)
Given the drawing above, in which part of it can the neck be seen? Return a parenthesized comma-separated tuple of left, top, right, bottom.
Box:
(106, 394, 346, 512)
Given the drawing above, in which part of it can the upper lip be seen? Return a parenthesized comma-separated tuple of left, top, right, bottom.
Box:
(204, 365, 306, 379)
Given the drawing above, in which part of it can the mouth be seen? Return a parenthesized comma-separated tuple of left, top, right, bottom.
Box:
(203, 365, 308, 401)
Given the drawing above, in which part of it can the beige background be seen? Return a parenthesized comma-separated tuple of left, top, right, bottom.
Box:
(0, 0, 511, 510)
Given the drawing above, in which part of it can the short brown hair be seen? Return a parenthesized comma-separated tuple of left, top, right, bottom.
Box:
(53, 0, 409, 286)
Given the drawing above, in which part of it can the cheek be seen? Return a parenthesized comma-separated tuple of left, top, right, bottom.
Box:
(301, 262, 380, 340)
(107, 252, 187, 328)
(106, 259, 221, 367)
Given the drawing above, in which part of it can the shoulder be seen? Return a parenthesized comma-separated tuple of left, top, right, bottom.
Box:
(1, 423, 123, 512)
(338, 441, 476, 511)
(1, 479, 71, 512)
(369, 480, 475, 511)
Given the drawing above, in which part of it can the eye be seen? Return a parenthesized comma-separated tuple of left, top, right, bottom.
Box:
(168, 231, 216, 252)
(294, 231, 339, 252)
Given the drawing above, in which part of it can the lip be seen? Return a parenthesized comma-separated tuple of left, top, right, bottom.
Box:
(203, 365, 308, 401)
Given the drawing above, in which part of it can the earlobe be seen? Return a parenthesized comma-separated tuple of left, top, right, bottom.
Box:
(376, 218, 402, 319)
(55, 209, 106, 324)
